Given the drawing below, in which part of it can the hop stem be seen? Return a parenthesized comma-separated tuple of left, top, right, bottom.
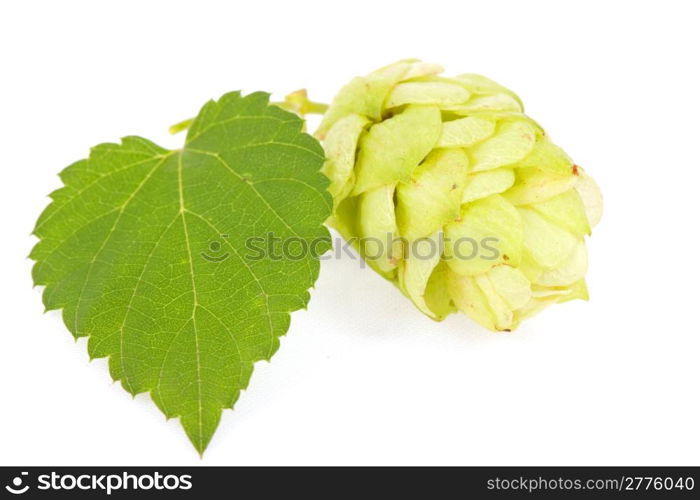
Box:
(169, 118, 195, 135)
(168, 90, 328, 135)
(277, 89, 328, 116)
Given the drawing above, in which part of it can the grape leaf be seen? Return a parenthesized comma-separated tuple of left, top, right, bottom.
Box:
(30, 91, 332, 454)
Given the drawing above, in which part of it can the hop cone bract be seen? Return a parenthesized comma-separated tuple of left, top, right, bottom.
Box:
(316, 60, 602, 331)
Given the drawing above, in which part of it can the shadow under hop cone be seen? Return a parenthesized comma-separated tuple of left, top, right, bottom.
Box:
(315, 59, 602, 332)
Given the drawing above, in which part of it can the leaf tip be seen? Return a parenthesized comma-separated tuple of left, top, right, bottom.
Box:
(189, 434, 210, 457)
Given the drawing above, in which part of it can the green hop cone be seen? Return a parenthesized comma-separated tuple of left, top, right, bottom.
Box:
(315, 59, 602, 331)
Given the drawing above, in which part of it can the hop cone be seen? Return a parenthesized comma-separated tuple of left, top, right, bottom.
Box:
(315, 60, 602, 331)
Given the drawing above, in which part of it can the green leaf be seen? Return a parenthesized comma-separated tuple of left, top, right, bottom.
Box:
(30, 91, 332, 454)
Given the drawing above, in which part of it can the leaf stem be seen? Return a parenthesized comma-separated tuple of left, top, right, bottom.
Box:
(168, 90, 328, 135)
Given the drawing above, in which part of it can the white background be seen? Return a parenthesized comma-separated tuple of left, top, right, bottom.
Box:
(1, 0, 698, 466)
